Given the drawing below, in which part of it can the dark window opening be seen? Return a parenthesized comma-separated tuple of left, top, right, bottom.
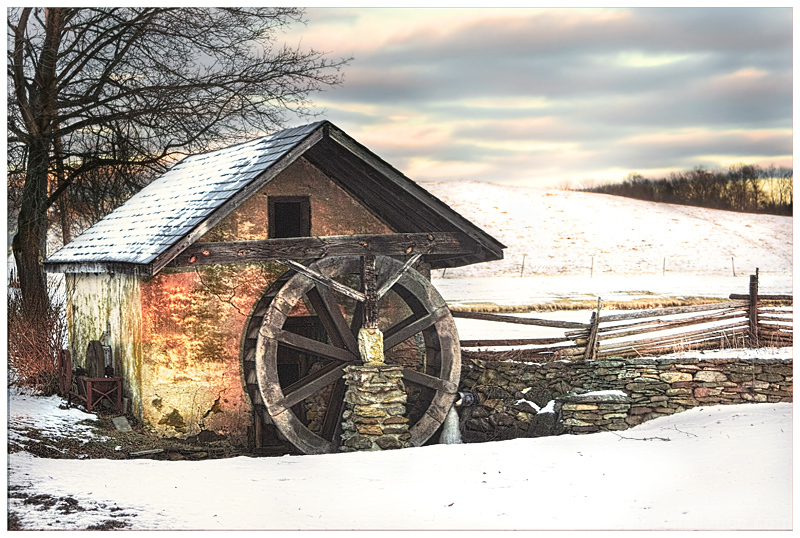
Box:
(269, 197, 310, 238)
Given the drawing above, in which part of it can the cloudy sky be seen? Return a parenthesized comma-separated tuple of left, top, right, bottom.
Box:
(281, 7, 792, 188)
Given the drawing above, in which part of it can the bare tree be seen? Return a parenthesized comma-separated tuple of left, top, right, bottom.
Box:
(7, 7, 349, 315)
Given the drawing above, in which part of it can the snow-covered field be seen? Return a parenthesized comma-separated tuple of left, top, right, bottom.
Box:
(6, 183, 793, 531)
(422, 182, 792, 278)
(6, 389, 793, 531)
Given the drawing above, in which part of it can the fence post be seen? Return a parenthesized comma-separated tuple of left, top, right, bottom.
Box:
(748, 269, 759, 347)
(583, 298, 602, 360)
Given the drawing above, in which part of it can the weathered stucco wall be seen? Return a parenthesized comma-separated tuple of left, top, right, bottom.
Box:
(66, 272, 143, 411)
(73, 157, 400, 444)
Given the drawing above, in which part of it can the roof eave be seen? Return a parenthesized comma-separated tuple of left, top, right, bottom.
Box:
(43, 261, 154, 276)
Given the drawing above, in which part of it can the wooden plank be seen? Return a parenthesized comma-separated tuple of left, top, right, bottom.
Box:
(401, 368, 457, 393)
(595, 311, 748, 340)
(460, 337, 571, 347)
(564, 322, 750, 358)
(168, 232, 476, 267)
(303, 134, 504, 268)
(595, 337, 734, 359)
(596, 322, 748, 353)
(597, 301, 748, 323)
(451, 310, 588, 329)
(730, 294, 793, 301)
(130, 448, 165, 457)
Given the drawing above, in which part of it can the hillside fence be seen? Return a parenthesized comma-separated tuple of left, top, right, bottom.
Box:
(453, 270, 792, 360)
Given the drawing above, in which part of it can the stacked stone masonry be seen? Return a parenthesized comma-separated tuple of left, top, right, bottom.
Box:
(340, 365, 411, 451)
(457, 355, 792, 442)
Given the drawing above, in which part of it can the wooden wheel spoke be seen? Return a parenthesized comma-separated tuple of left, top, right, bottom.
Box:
(401, 368, 457, 393)
(275, 362, 346, 413)
(376, 254, 422, 299)
(305, 285, 359, 353)
(350, 301, 364, 336)
(384, 305, 450, 350)
(266, 327, 358, 363)
(278, 259, 366, 302)
(320, 377, 348, 441)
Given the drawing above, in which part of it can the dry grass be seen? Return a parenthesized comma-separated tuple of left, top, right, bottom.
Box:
(448, 296, 749, 314)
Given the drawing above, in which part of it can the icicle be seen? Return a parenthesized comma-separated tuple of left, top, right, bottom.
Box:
(439, 405, 462, 444)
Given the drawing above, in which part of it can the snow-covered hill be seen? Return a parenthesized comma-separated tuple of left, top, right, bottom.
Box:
(421, 181, 793, 278)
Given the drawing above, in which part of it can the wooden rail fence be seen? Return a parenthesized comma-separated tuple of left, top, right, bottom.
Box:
(454, 271, 792, 360)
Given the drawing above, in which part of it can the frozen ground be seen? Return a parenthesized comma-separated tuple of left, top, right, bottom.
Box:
(5, 389, 793, 531)
(6, 182, 793, 532)
(433, 273, 792, 309)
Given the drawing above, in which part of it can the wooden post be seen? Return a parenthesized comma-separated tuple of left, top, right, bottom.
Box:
(520, 254, 526, 277)
(361, 255, 378, 329)
(358, 255, 384, 365)
(748, 269, 759, 347)
(731, 257, 736, 277)
(583, 298, 603, 360)
(590, 256, 594, 278)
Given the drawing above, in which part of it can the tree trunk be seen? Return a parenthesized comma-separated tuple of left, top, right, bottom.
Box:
(13, 141, 52, 317)
(12, 8, 64, 318)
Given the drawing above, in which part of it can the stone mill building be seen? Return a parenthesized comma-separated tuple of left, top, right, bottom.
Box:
(45, 121, 505, 454)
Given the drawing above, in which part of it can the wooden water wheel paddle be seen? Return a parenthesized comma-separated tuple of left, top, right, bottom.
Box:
(242, 255, 460, 455)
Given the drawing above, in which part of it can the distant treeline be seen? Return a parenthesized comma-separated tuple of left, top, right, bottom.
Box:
(580, 164, 793, 216)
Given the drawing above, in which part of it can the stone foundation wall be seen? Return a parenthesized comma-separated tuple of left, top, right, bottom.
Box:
(457, 354, 793, 442)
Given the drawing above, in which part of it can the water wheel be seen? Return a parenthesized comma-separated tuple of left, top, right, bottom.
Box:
(241, 255, 460, 454)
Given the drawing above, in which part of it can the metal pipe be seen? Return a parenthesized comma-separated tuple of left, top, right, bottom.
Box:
(454, 391, 478, 407)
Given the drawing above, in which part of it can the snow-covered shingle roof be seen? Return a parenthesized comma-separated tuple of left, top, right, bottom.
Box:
(45, 121, 504, 275)
(45, 123, 323, 273)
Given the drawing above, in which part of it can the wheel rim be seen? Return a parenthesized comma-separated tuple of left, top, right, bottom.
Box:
(250, 256, 460, 454)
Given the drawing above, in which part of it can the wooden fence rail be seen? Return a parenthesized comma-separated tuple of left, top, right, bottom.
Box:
(454, 270, 792, 360)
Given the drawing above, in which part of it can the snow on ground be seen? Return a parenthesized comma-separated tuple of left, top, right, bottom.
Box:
(6, 182, 793, 531)
(5, 389, 793, 531)
(422, 182, 793, 278)
(434, 273, 793, 309)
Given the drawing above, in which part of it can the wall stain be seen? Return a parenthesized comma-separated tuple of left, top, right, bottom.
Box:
(158, 409, 187, 433)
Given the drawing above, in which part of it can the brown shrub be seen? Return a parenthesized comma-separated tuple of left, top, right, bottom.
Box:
(7, 286, 67, 395)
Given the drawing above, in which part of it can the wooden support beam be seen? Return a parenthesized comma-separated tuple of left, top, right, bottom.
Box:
(168, 232, 476, 267)
(277, 259, 366, 303)
(451, 310, 588, 329)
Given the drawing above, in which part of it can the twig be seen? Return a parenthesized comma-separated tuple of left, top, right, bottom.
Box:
(612, 432, 671, 442)
(667, 425, 697, 438)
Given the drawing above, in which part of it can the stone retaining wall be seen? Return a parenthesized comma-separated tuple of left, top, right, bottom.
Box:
(456, 354, 792, 442)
